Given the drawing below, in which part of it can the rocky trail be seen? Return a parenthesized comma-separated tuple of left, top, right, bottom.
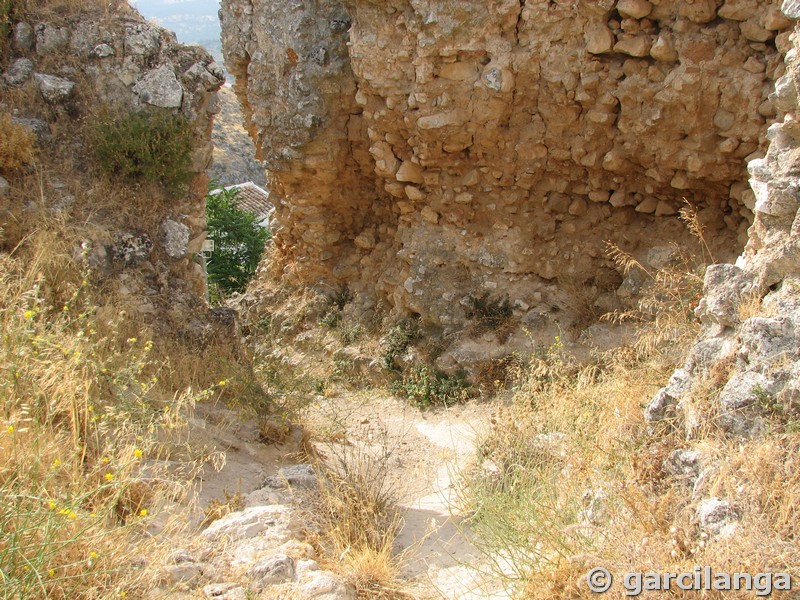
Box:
(155, 392, 512, 599)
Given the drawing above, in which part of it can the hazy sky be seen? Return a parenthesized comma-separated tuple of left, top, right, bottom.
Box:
(129, 0, 222, 44)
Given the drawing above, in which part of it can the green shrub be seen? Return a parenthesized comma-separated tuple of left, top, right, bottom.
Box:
(91, 110, 194, 194)
(380, 321, 419, 371)
(205, 184, 270, 300)
(392, 365, 470, 408)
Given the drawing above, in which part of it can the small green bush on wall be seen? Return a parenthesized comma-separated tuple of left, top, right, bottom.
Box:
(91, 110, 194, 194)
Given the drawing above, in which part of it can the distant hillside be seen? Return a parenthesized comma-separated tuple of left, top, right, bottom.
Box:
(209, 87, 267, 188)
(129, 0, 221, 44)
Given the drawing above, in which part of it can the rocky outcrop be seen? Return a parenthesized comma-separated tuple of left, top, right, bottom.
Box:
(647, 3, 800, 439)
(221, 0, 791, 345)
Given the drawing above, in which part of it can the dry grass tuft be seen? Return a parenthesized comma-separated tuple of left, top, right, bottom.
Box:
(603, 242, 704, 359)
(201, 487, 244, 528)
(304, 440, 409, 599)
(0, 113, 37, 175)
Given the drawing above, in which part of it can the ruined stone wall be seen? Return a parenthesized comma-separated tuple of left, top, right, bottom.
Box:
(1, 3, 224, 334)
(221, 0, 791, 338)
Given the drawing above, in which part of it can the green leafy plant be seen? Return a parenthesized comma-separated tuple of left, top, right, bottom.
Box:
(380, 321, 419, 371)
(91, 110, 194, 194)
(392, 365, 470, 408)
(205, 183, 270, 300)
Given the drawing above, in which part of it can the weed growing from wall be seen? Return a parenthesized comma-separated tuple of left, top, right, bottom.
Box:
(91, 110, 194, 194)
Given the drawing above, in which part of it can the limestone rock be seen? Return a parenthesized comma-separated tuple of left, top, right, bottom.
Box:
(201, 505, 292, 542)
(718, 371, 768, 437)
(133, 65, 184, 108)
(718, 0, 757, 20)
(781, 0, 800, 19)
(650, 34, 678, 62)
(696, 264, 752, 327)
(162, 563, 206, 586)
(299, 571, 356, 600)
(33, 73, 76, 104)
(161, 219, 190, 259)
(617, 0, 652, 19)
(764, 5, 792, 29)
(247, 554, 295, 588)
(93, 43, 115, 58)
(203, 583, 247, 600)
(11, 117, 50, 142)
(35, 24, 69, 55)
(13, 22, 34, 51)
(3, 58, 34, 86)
(111, 232, 153, 266)
(679, 0, 719, 23)
(586, 26, 615, 54)
(663, 448, 702, 480)
(262, 464, 317, 490)
(124, 23, 161, 58)
(396, 161, 424, 184)
(614, 35, 652, 57)
(645, 368, 691, 422)
(740, 19, 773, 42)
(696, 497, 740, 538)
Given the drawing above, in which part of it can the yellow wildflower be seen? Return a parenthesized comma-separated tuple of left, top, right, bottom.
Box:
(68, 511, 77, 520)
(133, 449, 143, 459)
(51, 459, 61, 469)
(23, 310, 34, 319)
(48, 501, 56, 510)
(104, 473, 114, 481)
(139, 508, 148, 517)
(89, 551, 98, 559)
(6, 425, 14, 434)
(48, 569, 55, 577)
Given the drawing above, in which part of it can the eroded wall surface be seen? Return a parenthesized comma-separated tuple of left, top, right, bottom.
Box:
(221, 0, 791, 337)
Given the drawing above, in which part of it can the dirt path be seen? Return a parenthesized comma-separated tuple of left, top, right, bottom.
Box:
(170, 390, 514, 598)
(305, 393, 513, 599)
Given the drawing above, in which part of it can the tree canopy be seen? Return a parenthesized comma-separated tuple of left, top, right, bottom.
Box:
(205, 184, 270, 300)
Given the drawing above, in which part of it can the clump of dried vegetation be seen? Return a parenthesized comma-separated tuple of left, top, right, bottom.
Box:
(303, 438, 412, 600)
